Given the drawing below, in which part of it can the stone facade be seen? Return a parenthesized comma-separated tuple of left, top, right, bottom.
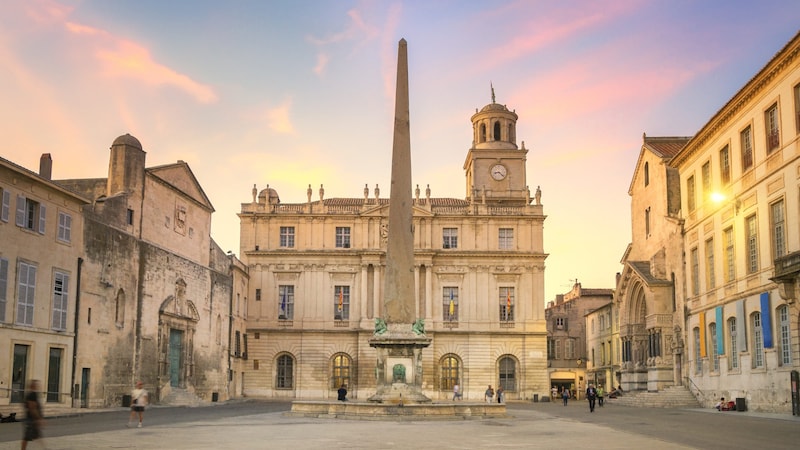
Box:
(241, 94, 549, 402)
(620, 31, 800, 413)
(0, 155, 88, 410)
(546, 283, 613, 398)
(52, 134, 245, 407)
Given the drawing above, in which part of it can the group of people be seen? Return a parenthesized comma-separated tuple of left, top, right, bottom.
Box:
(552, 384, 611, 410)
(19, 379, 148, 448)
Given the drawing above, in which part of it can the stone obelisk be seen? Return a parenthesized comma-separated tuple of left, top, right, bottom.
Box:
(383, 38, 415, 324)
(369, 39, 431, 404)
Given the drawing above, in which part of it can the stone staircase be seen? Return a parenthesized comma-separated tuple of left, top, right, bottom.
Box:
(159, 388, 204, 407)
(607, 385, 700, 408)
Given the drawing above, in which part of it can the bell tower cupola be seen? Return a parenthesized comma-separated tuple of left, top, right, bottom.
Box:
(463, 85, 529, 205)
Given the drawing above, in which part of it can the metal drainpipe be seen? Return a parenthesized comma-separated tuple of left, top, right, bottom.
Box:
(70, 257, 83, 407)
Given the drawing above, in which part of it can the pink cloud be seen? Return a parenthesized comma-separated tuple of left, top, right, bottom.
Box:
(93, 39, 217, 104)
(264, 98, 296, 135)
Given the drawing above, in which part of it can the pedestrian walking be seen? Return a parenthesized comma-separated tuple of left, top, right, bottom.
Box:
(586, 384, 597, 412)
(453, 383, 462, 401)
(485, 385, 494, 403)
(562, 387, 570, 406)
(20, 379, 44, 450)
(128, 381, 148, 428)
(597, 385, 605, 407)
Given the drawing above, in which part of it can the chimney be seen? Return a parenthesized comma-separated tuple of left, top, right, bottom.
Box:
(39, 153, 52, 180)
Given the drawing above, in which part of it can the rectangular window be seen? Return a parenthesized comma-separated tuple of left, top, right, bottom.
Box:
(126, 209, 134, 225)
(705, 238, 715, 290)
(335, 227, 351, 248)
(498, 228, 513, 250)
(16, 195, 46, 234)
(565, 339, 574, 359)
(728, 318, 739, 369)
(499, 287, 514, 322)
(752, 313, 764, 368)
(16, 262, 37, 326)
(1, 189, 10, 222)
(279, 226, 295, 248)
(686, 175, 696, 212)
(51, 271, 69, 331)
(770, 200, 786, 258)
(745, 215, 758, 274)
(690, 247, 699, 295)
(765, 103, 780, 153)
(235, 331, 241, 356)
(443, 287, 458, 321)
(547, 338, 555, 359)
(795, 83, 800, 133)
(255, 288, 261, 301)
(701, 161, 711, 198)
(719, 145, 731, 186)
(0, 258, 8, 322)
(645, 208, 651, 238)
(57, 212, 72, 243)
(442, 228, 458, 249)
(334, 285, 350, 320)
(278, 285, 294, 320)
(723, 227, 735, 282)
(741, 126, 753, 171)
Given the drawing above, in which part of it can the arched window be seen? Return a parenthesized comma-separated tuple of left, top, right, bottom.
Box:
(276, 354, 294, 389)
(498, 356, 517, 392)
(440, 354, 460, 391)
(752, 312, 764, 368)
(693, 327, 701, 374)
(727, 317, 739, 369)
(331, 353, 352, 389)
(480, 124, 487, 143)
(114, 289, 125, 326)
(709, 323, 719, 371)
(644, 162, 650, 186)
(493, 121, 501, 141)
(778, 305, 791, 365)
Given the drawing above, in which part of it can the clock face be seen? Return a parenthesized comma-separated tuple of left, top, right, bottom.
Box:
(490, 164, 507, 180)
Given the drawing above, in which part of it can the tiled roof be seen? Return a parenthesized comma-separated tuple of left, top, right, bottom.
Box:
(644, 136, 691, 159)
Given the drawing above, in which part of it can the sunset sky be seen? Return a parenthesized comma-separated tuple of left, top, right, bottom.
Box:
(2, 0, 799, 304)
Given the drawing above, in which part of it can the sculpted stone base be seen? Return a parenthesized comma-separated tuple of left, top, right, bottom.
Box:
(369, 322, 432, 404)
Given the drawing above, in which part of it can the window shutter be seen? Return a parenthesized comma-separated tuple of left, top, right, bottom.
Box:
(1, 190, 9, 222)
(564, 318, 568, 331)
(38, 204, 46, 234)
(15, 195, 25, 226)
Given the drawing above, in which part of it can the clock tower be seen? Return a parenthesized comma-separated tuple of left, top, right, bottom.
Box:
(463, 87, 529, 205)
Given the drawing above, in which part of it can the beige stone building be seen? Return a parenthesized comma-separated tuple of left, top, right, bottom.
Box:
(0, 155, 88, 412)
(241, 94, 549, 401)
(546, 283, 613, 398)
(53, 134, 244, 407)
(618, 31, 800, 413)
(585, 299, 620, 394)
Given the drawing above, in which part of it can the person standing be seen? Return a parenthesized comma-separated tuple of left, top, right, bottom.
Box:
(586, 384, 597, 412)
(485, 385, 494, 403)
(21, 380, 44, 450)
(562, 387, 570, 406)
(337, 384, 348, 401)
(128, 381, 148, 428)
(597, 385, 605, 407)
(496, 386, 504, 403)
(551, 385, 558, 400)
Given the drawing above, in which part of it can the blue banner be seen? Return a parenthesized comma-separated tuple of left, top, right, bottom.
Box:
(760, 292, 773, 348)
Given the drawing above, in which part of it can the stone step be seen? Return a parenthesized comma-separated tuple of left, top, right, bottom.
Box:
(607, 386, 700, 408)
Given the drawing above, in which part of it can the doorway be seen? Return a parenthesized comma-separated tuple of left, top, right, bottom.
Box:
(80, 368, 90, 408)
(11, 344, 29, 403)
(169, 329, 183, 387)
